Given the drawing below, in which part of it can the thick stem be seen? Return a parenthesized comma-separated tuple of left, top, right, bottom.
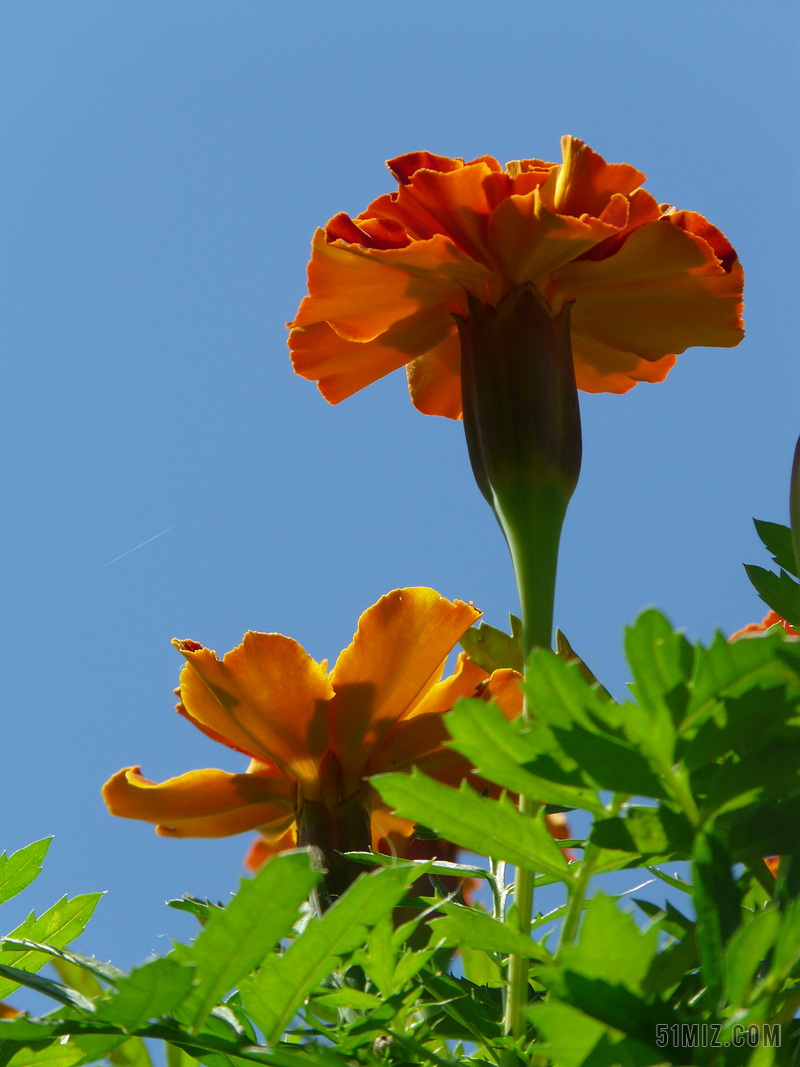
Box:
(558, 841, 600, 949)
(296, 792, 371, 906)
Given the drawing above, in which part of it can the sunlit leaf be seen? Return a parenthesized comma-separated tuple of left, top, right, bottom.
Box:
(0, 842, 51, 908)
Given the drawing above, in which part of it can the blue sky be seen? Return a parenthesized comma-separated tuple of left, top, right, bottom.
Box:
(1, 1, 798, 985)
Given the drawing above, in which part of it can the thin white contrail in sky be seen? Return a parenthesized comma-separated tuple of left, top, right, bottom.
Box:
(102, 526, 176, 568)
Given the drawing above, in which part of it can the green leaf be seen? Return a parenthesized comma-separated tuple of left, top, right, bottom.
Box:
(166, 1046, 199, 1067)
(529, 1000, 658, 1067)
(428, 904, 549, 959)
(240, 864, 418, 1044)
(682, 684, 800, 772)
(166, 898, 225, 928)
(0, 964, 95, 1013)
(96, 958, 195, 1030)
(590, 806, 694, 857)
(701, 739, 800, 817)
(3, 1043, 86, 1067)
(770, 895, 800, 981)
(344, 849, 493, 882)
(725, 793, 800, 863)
(313, 989, 382, 1010)
(0, 895, 102, 1000)
(4, 941, 124, 987)
(458, 616, 523, 674)
(0, 841, 51, 907)
(371, 770, 571, 881)
(108, 1037, 154, 1067)
(744, 564, 800, 628)
(692, 832, 741, 1009)
(183, 850, 320, 1032)
(754, 519, 799, 578)
(624, 609, 693, 729)
(725, 906, 780, 1009)
(444, 699, 605, 815)
(459, 946, 503, 988)
(555, 630, 613, 701)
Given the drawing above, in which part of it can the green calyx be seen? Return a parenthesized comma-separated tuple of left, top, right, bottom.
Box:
(457, 283, 582, 654)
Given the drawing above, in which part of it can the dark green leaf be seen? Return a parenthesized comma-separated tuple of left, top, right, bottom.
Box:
(183, 850, 320, 1031)
(754, 519, 799, 578)
(0, 841, 51, 907)
(240, 865, 419, 1044)
(458, 617, 523, 674)
(692, 832, 741, 1010)
(0, 965, 94, 1013)
(428, 904, 549, 959)
(701, 739, 800, 817)
(555, 630, 613, 700)
(0, 895, 103, 1000)
(108, 1036, 154, 1067)
(343, 849, 493, 882)
(445, 699, 604, 814)
(550, 724, 670, 799)
(529, 1000, 661, 1067)
(681, 684, 800, 771)
(725, 793, 800, 863)
(95, 958, 195, 1030)
(744, 564, 800, 628)
(725, 905, 780, 1008)
(590, 806, 694, 857)
(371, 770, 571, 880)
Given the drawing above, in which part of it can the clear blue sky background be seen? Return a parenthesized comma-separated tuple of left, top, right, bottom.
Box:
(1, 1, 798, 989)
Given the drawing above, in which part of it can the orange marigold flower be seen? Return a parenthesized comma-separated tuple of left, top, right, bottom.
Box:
(729, 610, 799, 640)
(289, 136, 744, 419)
(103, 588, 529, 891)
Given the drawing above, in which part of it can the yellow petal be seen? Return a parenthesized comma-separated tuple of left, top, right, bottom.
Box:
(329, 589, 481, 794)
(174, 633, 334, 792)
(483, 669, 524, 720)
(404, 651, 489, 720)
(102, 765, 295, 839)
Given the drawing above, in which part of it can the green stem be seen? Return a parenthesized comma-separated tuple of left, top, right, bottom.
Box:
(558, 841, 600, 949)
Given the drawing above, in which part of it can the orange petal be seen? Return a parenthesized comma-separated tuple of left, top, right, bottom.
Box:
(540, 136, 646, 218)
(399, 159, 506, 265)
(549, 218, 744, 360)
(291, 229, 493, 343)
(329, 589, 481, 794)
(406, 651, 490, 720)
(174, 634, 334, 792)
(571, 327, 677, 394)
(483, 669, 524, 720)
(487, 187, 624, 288)
(406, 329, 463, 420)
(244, 827, 297, 872)
(102, 766, 295, 839)
(290, 310, 456, 406)
(0, 1002, 21, 1020)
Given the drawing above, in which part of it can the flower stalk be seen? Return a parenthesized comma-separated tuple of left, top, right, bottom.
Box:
(458, 283, 582, 1046)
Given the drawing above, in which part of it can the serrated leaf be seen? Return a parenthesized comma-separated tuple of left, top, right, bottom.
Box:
(0, 841, 51, 908)
(3, 1043, 85, 1067)
(555, 631, 613, 701)
(428, 904, 549, 959)
(725, 793, 800, 863)
(744, 564, 800, 628)
(240, 865, 418, 1044)
(0, 964, 95, 1013)
(371, 770, 571, 881)
(4, 941, 124, 987)
(692, 832, 741, 1010)
(49, 957, 104, 1000)
(182, 850, 319, 1032)
(458, 619, 523, 674)
(166, 1046, 199, 1067)
(701, 739, 800, 817)
(95, 958, 195, 1030)
(459, 946, 502, 988)
(166, 898, 225, 928)
(754, 519, 799, 578)
(590, 806, 694, 857)
(624, 609, 693, 729)
(313, 989, 382, 1010)
(444, 699, 605, 815)
(725, 906, 780, 1008)
(0, 895, 102, 1000)
(681, 684, 800, 772)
